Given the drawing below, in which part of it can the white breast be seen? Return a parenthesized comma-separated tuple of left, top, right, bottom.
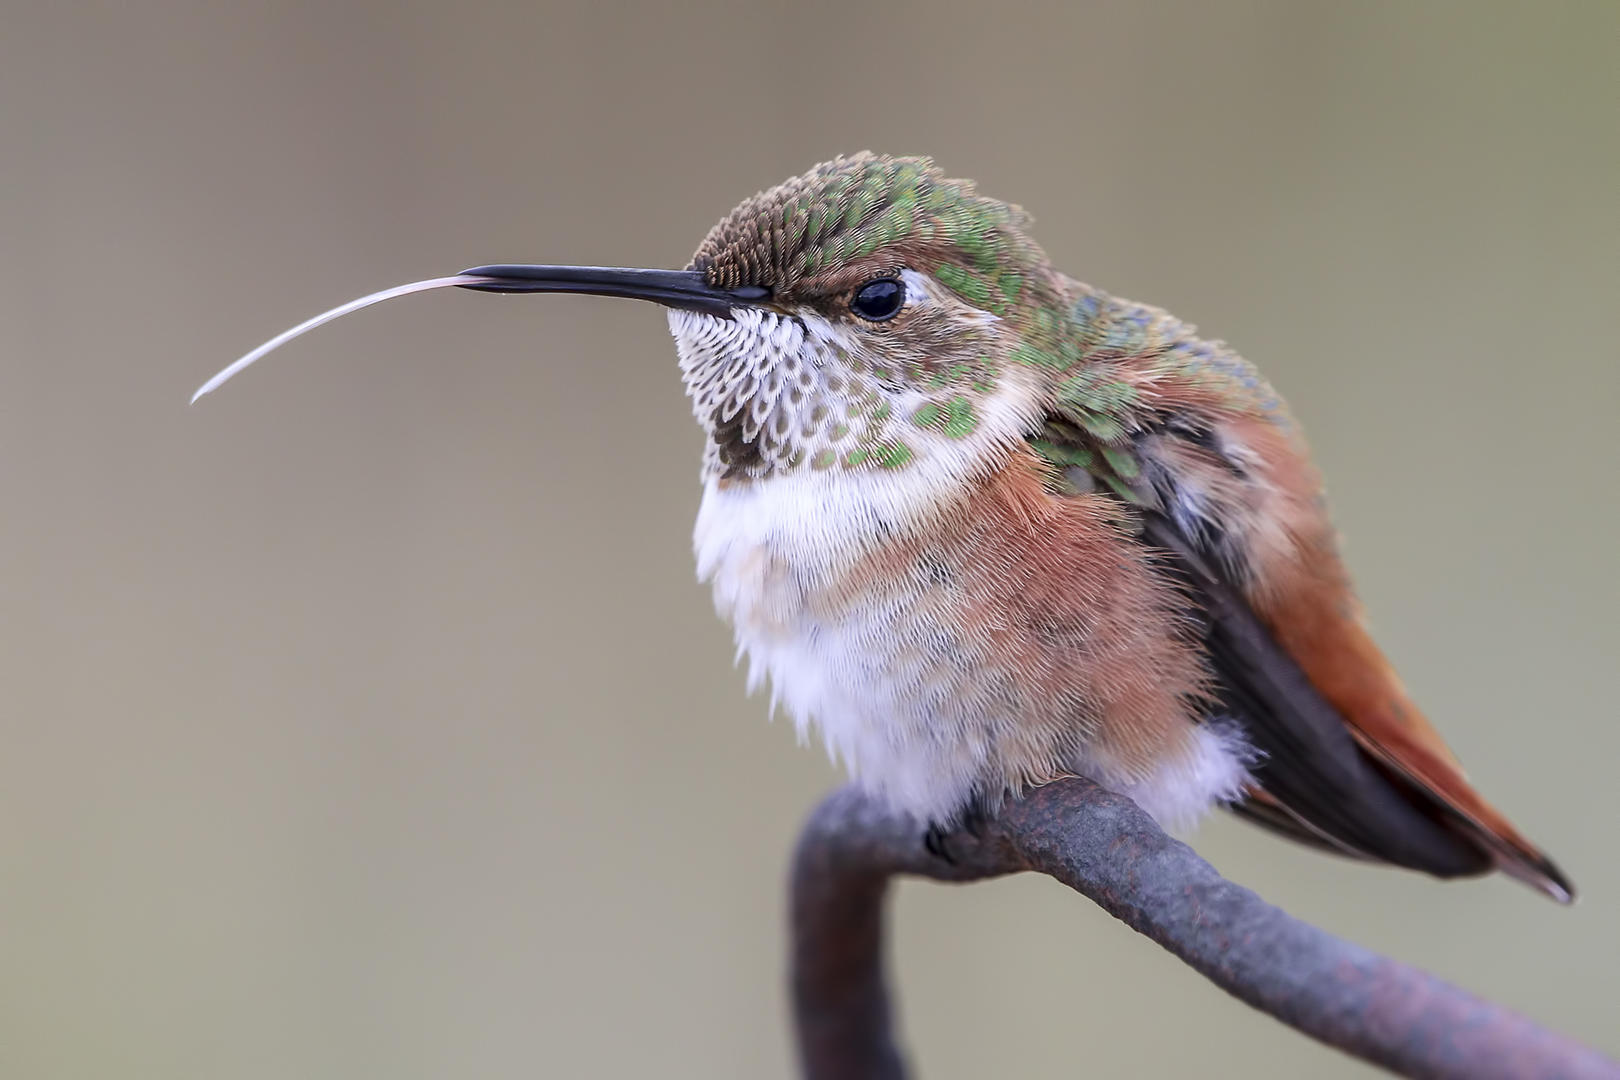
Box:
(694, 470, 996, 823)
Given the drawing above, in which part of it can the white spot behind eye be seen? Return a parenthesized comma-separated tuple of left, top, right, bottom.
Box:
(899, 267, 1001, 327)
(898, 269, 934, 308)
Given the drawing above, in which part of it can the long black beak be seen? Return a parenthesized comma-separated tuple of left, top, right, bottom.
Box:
(456, 264, 769, 318)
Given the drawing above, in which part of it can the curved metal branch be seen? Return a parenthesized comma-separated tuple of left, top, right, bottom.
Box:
(790, 778, 1616, 1080)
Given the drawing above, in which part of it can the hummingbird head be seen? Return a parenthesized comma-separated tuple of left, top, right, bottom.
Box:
(668, 154, 1074, 481)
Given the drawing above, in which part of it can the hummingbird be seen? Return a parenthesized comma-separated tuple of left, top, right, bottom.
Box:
(195, 153, 1573, 902)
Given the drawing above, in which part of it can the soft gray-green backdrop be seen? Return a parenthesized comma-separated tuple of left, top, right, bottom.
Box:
(3, 2, 1615, 1077)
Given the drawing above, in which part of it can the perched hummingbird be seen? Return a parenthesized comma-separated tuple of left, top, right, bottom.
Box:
(196, 153, 1573, 902)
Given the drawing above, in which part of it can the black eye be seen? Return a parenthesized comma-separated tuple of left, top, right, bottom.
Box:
(851, 278, 904, 321)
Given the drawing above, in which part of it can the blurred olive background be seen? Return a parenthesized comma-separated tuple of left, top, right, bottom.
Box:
(3, 2, 1616, 1077)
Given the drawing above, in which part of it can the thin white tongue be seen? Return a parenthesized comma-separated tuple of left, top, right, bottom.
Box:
(190, 274, 494, 403)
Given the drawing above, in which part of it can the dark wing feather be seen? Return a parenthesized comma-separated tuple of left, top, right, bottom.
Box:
(1225, 787, 1374, 860)
(1140, 511, 1492, 877)
(1034, 409, 1493, 880)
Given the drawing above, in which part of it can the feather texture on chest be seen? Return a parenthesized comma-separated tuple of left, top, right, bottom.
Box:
(693, 452, 1254, 830)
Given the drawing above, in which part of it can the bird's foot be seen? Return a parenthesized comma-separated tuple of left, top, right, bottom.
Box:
(922, 823, 957, 865)
(922, 801, 991, 865)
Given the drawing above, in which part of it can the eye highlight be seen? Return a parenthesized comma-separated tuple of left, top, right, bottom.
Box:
(850, 278, 904, 321)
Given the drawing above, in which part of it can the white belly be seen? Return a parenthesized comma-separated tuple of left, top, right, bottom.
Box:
(693, 472, 987, 823)
(691, 471, 1254, 830)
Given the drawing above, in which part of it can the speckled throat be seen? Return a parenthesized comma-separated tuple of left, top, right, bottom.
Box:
(667, 284, 1026, 484)
(669, 307, 862, 479)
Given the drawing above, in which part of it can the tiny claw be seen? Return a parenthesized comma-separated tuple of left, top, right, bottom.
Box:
(960, 801, 990, 840)
(922, 824, 958, 865)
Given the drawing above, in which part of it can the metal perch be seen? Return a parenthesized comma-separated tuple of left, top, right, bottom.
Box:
(790, 778, 1616, 1079)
